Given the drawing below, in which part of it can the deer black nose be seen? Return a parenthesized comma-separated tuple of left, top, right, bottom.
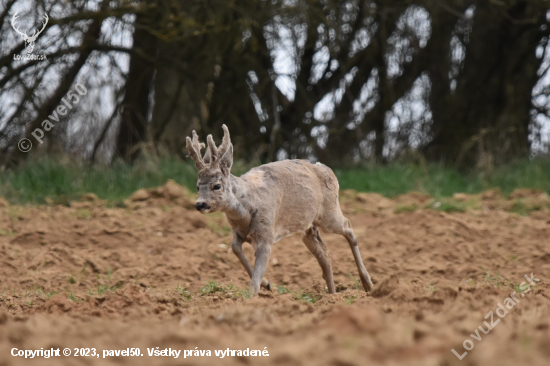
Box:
(195, 202, 210, 211)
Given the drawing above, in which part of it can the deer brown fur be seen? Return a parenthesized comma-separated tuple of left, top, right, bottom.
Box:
(186, 125, 374, 296)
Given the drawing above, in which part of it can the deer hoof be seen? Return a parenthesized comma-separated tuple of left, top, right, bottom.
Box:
(260, 278, 271, 290)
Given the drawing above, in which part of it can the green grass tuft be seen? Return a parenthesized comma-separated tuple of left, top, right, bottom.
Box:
(176, 284, 192, 300)
(198, 280, 249, 299)
(67, 292, 78, 302)
(36, 287, 57, 299)
(432, 201, 466, 213)
(200, 279, 225, 295)
(89, 282, 123, 296)
(66, 275, 77, 285)
(275, 285, 291, 294)
(348, 273, 360, 290)
(294, 291, 320, 304)
(344, 295, 356, 305)
(394, 203, 418, 214)
(510, 199, 542, 216)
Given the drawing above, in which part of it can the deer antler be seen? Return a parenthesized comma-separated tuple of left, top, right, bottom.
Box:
(11, 12, 29, 40)
(203, 125, 232, 167)
(186, 131, 207, 171)
(187, 125, 232, 172)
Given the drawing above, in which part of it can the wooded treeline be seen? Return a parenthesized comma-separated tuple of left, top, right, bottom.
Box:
(1, 0, 549, 169)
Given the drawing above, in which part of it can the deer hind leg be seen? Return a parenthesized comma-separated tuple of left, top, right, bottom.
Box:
(301, 225, 335, 294)
(320, 215, 373, 292)
(342, 219, 373, 292)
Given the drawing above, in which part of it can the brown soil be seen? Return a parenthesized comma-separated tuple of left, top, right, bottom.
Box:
(1, 181, 549, 365)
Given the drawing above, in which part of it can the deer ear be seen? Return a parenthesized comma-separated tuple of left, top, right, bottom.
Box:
(219, 143, 233, 176)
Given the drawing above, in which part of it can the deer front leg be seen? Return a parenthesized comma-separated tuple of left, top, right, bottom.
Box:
(231, 231, 270, 293)
(231, 231, 253, 277)
(250, 239, 272, 297)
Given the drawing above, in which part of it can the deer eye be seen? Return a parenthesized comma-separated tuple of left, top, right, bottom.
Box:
(213, 184, 222, 191)
(196, 185, 200, 190)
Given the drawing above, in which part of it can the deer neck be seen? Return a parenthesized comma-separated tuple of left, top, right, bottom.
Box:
(221, 174, 252, 225)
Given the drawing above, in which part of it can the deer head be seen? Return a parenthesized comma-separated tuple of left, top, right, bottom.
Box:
(11, 12, 48, 54)
(186, 125, 234, 213)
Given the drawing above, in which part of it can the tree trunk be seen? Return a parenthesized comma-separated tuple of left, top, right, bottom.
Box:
(115, 13, 157, 161)
(425, 2, 547, 168)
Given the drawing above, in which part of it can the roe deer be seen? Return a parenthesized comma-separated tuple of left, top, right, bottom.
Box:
(186, 125, 374, 296)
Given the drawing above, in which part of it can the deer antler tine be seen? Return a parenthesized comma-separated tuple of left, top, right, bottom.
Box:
(191, 130, 205, 150)
(218, 124, 231, 156)
(194, 131, 206, 151)
(206, 134, 219, 165)
(207, 134, 218, 154)
(186, 131, 206, 171)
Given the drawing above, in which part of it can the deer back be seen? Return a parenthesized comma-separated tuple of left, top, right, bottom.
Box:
(241, 160, 338, 242)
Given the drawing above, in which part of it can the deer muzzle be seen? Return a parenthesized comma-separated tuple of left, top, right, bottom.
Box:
(195, 201, 211, 212)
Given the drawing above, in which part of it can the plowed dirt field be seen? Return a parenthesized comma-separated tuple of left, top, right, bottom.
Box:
(1, 181, 549, 366)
